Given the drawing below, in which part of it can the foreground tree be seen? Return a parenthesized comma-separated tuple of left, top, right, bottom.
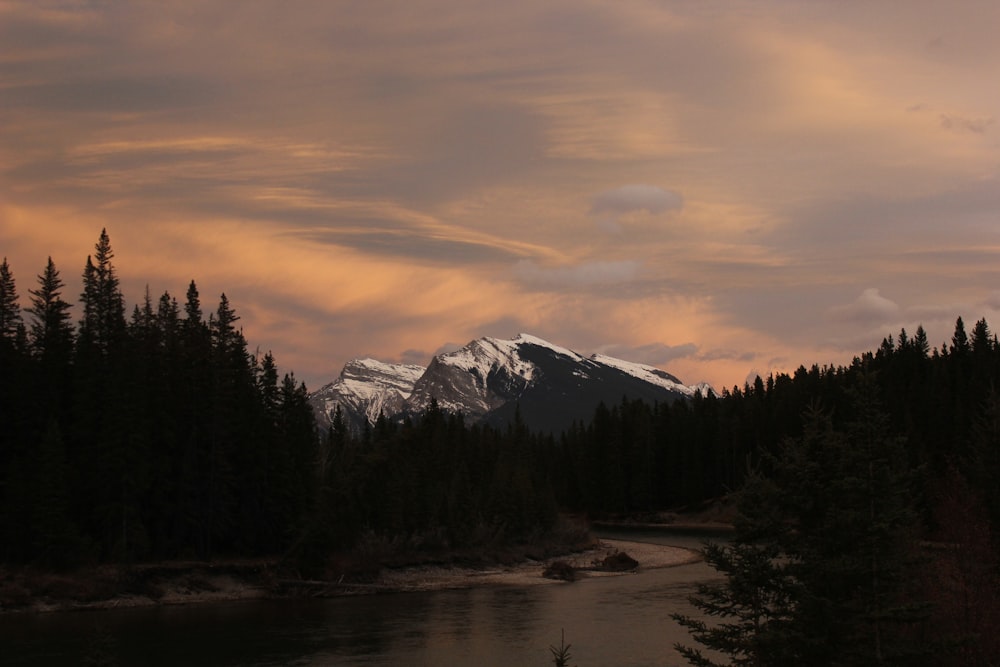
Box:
(672, 532, 793, 666)
(675, 383, 928, 666)
(921, 468, 1000, 665)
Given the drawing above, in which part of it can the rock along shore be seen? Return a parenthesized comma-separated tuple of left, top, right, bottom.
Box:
(1, 539, 701, 614)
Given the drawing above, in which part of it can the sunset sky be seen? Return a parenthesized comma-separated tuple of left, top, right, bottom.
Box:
(3, 1, 999, 393)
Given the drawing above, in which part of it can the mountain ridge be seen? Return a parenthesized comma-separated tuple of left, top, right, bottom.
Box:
(309, 333, 713, 434)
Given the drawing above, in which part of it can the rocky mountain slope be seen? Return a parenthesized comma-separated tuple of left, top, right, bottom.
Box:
(310, 333, 713, 434)
(310, 358, 425, 432)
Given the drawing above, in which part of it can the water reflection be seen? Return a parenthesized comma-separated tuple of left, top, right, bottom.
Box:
(488, 587, 542, 642)
(431, 587, 474, 643)
(0, 530, 722, 666)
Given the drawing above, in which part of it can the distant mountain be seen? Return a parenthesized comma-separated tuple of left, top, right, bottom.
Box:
(309, 333, 714, 434)
(310, 358, 425, 432)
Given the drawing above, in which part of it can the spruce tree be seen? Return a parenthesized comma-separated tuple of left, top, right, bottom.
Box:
(913, 325, 930, 358)
(184, 279, 202, 324)
(0, 258, 30, 557)
(951, 317, 970, 356)
(78, 228, 126, 357)
(779, 388, 924, 665)
(28, 258, 74, 361)
(27, 257, 76, 412)
(74, 230, 140, 559)
(676, 390, 928, 666)
(673, 536, 794, 666)
(277, 372, 318, 546)
(971, 318, 992, 356)
(0, 257, 24, 348)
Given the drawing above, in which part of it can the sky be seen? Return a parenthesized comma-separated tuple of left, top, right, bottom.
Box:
(3, 1, 1000, 393)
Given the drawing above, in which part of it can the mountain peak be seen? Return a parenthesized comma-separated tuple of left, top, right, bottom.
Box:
(510, 333, 587, 361)
(311, 357, 424, 430)
(309, 333, 715, 434)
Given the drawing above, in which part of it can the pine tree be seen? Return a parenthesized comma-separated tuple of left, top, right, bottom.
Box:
(779, 386, 925, 665)
(971, 318, 992, 356)
(157, 290, 179, 336)
(673, 537, 794, 666)
(913, 326, 930, 358)
(951, 317, 970, 356)
(184, 280, 203, 326)
(199, 293, 254, 555)
(0, 257, 24, 348)
(676, 390, 928, 666)
(0, 257, 28, 408)
(171, 281, 213, 556)
(74, 231, 139, 559)
(28, 258, 74, 360)
(78, 228, 126, 357)
(27, 257, 76, 413)
(277, 372, 318, 546)
(256, 351, 281, 425)
(211, 293, 241, 355)
(0, 258, 32, 560)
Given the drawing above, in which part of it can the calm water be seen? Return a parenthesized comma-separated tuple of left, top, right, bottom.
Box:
(0, 531, 724, 666)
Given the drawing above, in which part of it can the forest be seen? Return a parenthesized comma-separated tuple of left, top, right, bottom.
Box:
(0, 231, 562, 570)
(2, 232, 999, 663)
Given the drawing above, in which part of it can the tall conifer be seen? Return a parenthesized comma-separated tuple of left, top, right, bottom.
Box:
(676, 389, 928, 666)
(28, 258, 74, 362)
(78, 228, 126, 357)
(0, 257, 23, 347)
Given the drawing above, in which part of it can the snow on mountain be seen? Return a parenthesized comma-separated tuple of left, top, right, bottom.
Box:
(589, 353, 713, 398)
(406, 334, 544, 418)
(310, 333, 716, 433)
(437, 335, 539, 381)
(309, 358, 425, 431)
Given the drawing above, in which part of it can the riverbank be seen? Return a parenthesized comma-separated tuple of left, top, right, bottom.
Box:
(0, 538, 701, 614)
(375, 538, 701, 592)
(591, 496, 738, 535)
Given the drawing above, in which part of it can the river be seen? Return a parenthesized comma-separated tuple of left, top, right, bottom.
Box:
(0, 530, 725, 666)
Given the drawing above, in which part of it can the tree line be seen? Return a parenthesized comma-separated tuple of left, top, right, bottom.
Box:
(552, 318, 1000, 528)
(648, 330, 999, 666)
(0, 231, 559, 570)
(543, 320, 1000, 664)
(294, 403, 559, 574)
(3, 232, 1000, 662)
(0, 231, 321, 565)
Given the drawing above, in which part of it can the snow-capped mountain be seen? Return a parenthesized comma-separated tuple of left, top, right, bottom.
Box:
(589, 353, 715, 399)
(310, 334, 714, 434)
(406, 334, 565, 418)
(310, 358, 425, 432)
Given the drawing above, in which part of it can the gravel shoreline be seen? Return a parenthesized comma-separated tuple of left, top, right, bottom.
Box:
(375, 539, 702, 592)
(2, 539, 702, 613)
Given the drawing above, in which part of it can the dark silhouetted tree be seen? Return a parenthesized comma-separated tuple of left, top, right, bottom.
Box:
(676, 389, 929, 666)
(78, 228, 126, 357)
(0, 257, 25, 349)
(27, 257, 75, 406)
(951, 317, 970, 356)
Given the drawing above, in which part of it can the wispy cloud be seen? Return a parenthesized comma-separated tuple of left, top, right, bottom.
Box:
(590, 185, 683, 217)
(940, 114, 995, 134)
(3, 0, 1000, 393)
(512, 259, 642, 289)
(827, 288, 901, 325)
